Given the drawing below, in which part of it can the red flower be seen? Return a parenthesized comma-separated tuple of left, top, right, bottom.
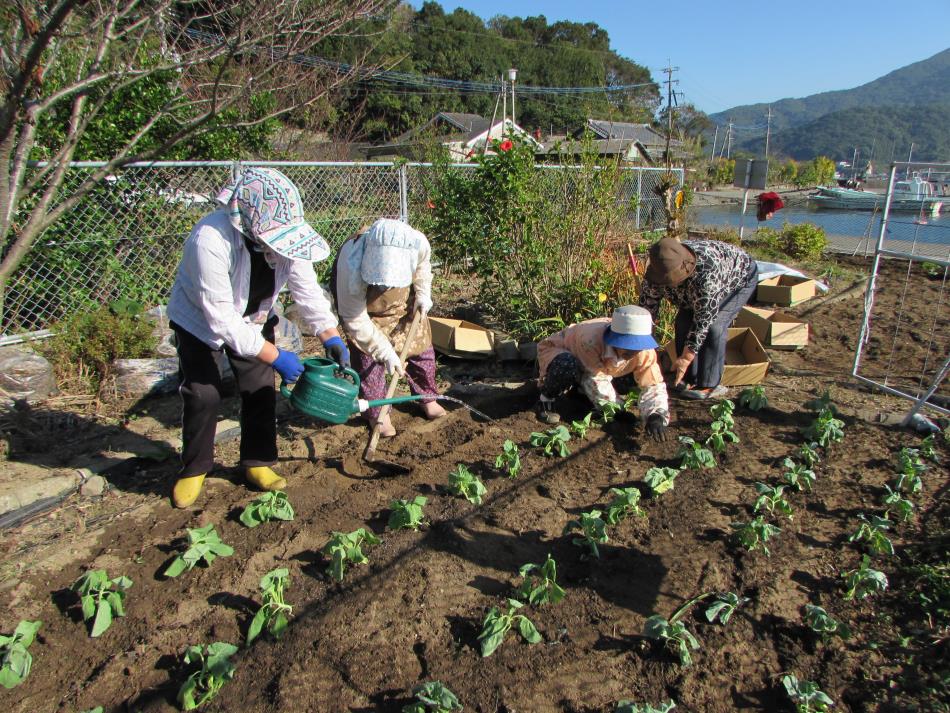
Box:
(499, 139, 513, 152)
(426, 200, 435, 210)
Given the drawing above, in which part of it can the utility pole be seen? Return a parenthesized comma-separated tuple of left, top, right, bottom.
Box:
(501, 74, 507, 135)
(711, 125, 719, 160)
(661, 62, 679, 168)
(508, 68, 518, 130)
(764, 106, 772, 159)
(726, 120, 733, 159)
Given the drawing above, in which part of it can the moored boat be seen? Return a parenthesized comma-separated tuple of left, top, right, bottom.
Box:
(809, 174, 944, 214)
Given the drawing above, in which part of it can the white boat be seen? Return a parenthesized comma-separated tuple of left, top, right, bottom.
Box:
(809, 174, 944, 214)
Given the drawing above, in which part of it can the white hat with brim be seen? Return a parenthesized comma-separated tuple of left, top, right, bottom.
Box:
(257, 221, 330, 263)
(359, 219, 429, 287)
(603, 305, 658, 351)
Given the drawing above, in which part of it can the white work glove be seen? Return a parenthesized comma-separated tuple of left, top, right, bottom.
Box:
(415, 294, 433, 318)
(380, 347, 405, 376)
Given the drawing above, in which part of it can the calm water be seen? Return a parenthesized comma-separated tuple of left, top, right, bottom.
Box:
(692, 204, 950, 247)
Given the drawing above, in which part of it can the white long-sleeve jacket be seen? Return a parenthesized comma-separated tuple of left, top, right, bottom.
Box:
(168, 209, 337, 357)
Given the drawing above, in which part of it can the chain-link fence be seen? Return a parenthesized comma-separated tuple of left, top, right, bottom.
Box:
(851, 161, 950, 419)
(4, 161, 680, 338)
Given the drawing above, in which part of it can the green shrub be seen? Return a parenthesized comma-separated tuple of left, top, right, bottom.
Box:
(40, 301, 157, 391)
(779, 223, 827, 260)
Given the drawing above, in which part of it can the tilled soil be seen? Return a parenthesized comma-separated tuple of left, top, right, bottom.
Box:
(1, 256, 947, 713)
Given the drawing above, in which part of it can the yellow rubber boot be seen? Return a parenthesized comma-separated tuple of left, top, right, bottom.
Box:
(172, 474, 206, 508)
(246, 466, 287, 492)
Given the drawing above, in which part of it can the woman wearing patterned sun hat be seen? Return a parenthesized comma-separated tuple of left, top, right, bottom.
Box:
(166, 167, 348, 508)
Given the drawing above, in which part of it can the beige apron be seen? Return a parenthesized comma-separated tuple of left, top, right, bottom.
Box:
(365, 285, 432, 358)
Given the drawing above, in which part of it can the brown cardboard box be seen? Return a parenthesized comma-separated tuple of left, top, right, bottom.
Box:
(662, 327, 770, 386)
(428, 317, 496, 358)
(756, 275, 817, 306)
(734, 306, 809, 349)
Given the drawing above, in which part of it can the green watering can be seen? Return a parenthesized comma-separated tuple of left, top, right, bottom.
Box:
(279, 357, 425, 424)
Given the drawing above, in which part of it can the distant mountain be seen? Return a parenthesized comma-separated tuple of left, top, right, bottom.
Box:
(737, 104, 950, 162)
(710, 48, 950, 138)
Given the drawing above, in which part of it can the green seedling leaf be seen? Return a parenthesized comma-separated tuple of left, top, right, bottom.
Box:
(643, 615, 699, 666)
(802, 408, 844, 448)
(781, 457, 816, 492)
(849, 513, 895, 556)
(246, 568, 292, 647)
(320, 529, 381, 582)
(178, 642, 238, 710)
(704, 592, 748, 625)
(529, 425, 572, 457)
(448, 464, 487, 505)
(164, 524, 233, 578)
(705, 418, 740, 453)
(919, 434, 940, 463)
(797, 442, 822, 469)
(477, 598, 542, 657)
(0, 620, 41, 689)
(643, 467, 681, 495)
(604, 487, 643, 524)
(881, 485, 914, 522)
(494, 439, 522, 478)
(239, 491, 295, 528)
(562, 510, 608, 558)
(731, 517, 781, 556)
(841, 555, 888, 600)
(570, 412, 594, 439)
(71, 570, 133, 637)
(804, 389, 838, 415)
(616, 701, 676, 713)
(738, 385, 767, 411)
(388, 496, 428, 530)
(753, 482, 794, 519)
(402, 680, 463, 712)
(596, 399, 623, 425)
(517, 554, 566, 606)
(802, 604, 849, 640)
(782, 674, 834, 712)
(676, 436, 715, 470)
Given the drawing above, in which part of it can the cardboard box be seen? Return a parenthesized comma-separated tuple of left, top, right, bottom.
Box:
(756, 275, 817, 306)
(428, 317, 496, 359)
(734, 306, 809, 349)
(662, 327, 770, 386)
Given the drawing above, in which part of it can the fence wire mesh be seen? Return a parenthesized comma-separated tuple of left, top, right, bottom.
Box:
(4, 161, 679, 338)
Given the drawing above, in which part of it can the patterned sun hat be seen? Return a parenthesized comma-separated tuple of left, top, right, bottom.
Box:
(216, 167, 330, 262)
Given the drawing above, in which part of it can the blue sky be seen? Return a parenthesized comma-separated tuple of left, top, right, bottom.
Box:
(411, 0, 950, 114)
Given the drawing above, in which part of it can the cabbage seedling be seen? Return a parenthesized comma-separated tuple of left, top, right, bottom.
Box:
(616, 701, 676, 713)
(704, 592, 748, 625)
(731, 517, 781, 555)
(517, 554, 566, 606)
(802, 604, 849, 640)
(494, 440, 522, 478)
(848, 514, 894, 556)
(402, 681, 462, 712)
(448, 465, 487, 505)
(570, 412, 594, 439)
(841, 555, 888, 600)
(605, 487, 643, 524)
(563, 509, 609, 558)
(596, 399, 624, 424)
(797, 442, 821, 468)
(753, 483, 793, 519)
(709, 399, 736, 428)
(804, 389, 838, 415)
(529, 425, 571, 457)
(781, 457, 816, 492)
(881, 485, 914, 522)
(803, 408, 844, 448)
(71, 570, 132, 637)
(477, 598, 542, 657)
(0, 620, 41, 689)
(893, 470, 923, 495)
(622, 389, 641, 413)
(782, 674, 834, 713)
(320, 528, 381, 582)
(642, 614, 700, 666)
(643, 466, 680, 495)
(919, 434, 940, 463)
(676, 436, 715, 470)
(246, 568, 292, 646)
(706, 420, 739, 453)
(164, 524, 234, 578)
(177, 642, 238, 710)
(239, 491, 295, 528)
(738, 385, 767, 411)
(388, 496, 428, 530)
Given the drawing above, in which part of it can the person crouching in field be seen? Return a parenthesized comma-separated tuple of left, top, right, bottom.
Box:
(332, 218, 446, 438)
(535, 306, 671, 441)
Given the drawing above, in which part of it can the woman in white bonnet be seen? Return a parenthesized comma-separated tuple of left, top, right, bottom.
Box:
(333, 218, 445, 437)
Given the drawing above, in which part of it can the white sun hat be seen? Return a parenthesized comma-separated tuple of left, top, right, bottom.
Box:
(360, 218, 429, 287)
(603, 305, 658, 351)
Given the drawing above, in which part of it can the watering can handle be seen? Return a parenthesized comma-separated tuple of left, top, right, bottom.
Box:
(279, 382, 292, 399)
(335, 365, 361, 387)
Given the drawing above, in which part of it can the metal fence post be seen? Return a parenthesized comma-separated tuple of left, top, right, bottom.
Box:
(635, 169, 642, 229)
(398, 164, 408, 222)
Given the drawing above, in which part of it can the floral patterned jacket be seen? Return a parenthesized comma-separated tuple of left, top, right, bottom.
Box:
(639, 240, 755, 352)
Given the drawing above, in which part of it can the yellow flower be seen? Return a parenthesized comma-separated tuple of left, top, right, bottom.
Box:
(598, 292, 607, 303)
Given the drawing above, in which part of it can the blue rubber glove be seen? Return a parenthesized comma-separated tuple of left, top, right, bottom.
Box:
(272, 349, 304, 384)
(324, 336, 351, 369)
